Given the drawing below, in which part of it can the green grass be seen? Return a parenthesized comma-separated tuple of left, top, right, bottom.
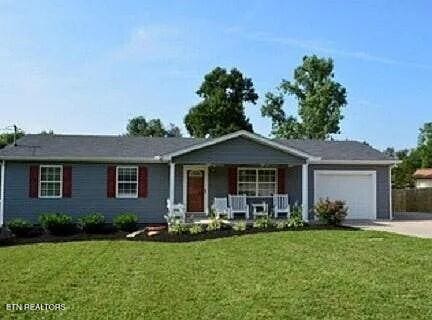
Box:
(1, 230, 432, 319)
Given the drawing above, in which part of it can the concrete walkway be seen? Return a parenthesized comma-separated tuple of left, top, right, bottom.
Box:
(344, 212, 432, 239)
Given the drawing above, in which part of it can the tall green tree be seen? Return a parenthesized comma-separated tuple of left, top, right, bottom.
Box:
(184, 67, 258, 138)
(262, 55, 347, 139)
(126, 116, 181, 137)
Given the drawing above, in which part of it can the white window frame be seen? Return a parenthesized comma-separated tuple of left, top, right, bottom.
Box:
(237, 167, 277, 197)
(39, 165, 63, 199)
(116, 165, 139, 199)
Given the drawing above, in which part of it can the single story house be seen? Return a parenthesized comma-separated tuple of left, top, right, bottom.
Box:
(413, 168, 432, 189)
(0, 130, 396, 226)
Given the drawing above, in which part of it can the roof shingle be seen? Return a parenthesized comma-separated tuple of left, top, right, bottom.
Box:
(0, 134, 392, 161)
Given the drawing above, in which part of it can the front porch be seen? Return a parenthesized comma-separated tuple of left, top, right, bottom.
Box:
(167, 163, 310, 222)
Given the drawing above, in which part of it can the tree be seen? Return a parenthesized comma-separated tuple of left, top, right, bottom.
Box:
(383, 147, 395, 159)
(261, 55, 347, 139)
(418, 122, 432, 168)
(391, 122, 432, 188)
(184, 67, 258, 138)
(0, 128, 25, 148)
(126, 116, 181, 137)
(166, 123, 182, 137)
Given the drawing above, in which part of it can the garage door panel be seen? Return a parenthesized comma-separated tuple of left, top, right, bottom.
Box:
(314, 171, 376, 219)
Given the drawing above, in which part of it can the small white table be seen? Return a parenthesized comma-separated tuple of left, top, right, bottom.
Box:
(252, 202, 268, 218)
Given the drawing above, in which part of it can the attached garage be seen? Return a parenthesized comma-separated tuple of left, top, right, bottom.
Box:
(314, 170, 377, 219)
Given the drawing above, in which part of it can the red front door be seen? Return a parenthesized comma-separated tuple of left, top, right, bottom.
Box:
(187, 170, 204, 212)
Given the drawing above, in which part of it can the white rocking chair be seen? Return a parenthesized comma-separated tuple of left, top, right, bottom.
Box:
(165, 199, 186, 223)
(273, 194, 290, 218)
(228, 194, 249, 220)
(212, 197, 230, 219)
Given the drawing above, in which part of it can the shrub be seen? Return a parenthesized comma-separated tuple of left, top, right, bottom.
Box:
(79, 213, 106, 234)
(253, 216, 273, 229)
(276, 220, 287, 230)
(188, 224, 204, 235)
(168, 221, 188, 235)
(39, 213, 75, 236)
(207, 217, 222, 231)
(313, 198, 348, 225)
(232, 220, 247, 232)
(287, 205, 305, 228)
(113, 213, 138, 232)
(7, 218, 33, 237)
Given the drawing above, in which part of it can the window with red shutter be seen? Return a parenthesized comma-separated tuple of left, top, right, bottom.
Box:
(107, 166, 116, 198)
(228, 167, 237, 194)
(138, 166, 148, 198)
(278, 168, 286, 194)
(29, 166, 39, 198)
(63, 166, 72, 197)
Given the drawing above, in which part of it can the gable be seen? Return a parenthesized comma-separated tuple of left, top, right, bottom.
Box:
(173, 137, 306, 165)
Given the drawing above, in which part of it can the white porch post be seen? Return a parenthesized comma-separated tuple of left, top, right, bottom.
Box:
(0, 160, 5, 227)
(301, 162, 309, 222)
(169, 162, 175, 215)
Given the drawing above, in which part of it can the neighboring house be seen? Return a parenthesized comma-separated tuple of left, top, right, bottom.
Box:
(413, 168, 432, 189)
(0, 130, 396, 226)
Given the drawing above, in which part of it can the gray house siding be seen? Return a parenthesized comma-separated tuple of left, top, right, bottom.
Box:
(173, 137, 306, 165)
(4, 162, 170, 224)
(307, 164, 391, 220)
(286, 166, 302, 207)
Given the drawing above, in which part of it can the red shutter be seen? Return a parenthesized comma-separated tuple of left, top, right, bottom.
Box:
(107, 166, 116, 198)
(228, 167, 237, 194)
(29, 165, 39, 198)
(63, 166, 72, 197)
(277, 167, 286, 194)
(138, 166, 148, 198)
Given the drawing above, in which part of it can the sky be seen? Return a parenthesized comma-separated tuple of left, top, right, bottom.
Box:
(0, 0, 431, 150)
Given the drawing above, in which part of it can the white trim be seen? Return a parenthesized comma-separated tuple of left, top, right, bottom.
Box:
(0, 156, 164, 163)
(313, 170, 377, 220)
(389, 166, 393, 220)
(237, 167, 277, 197)
(39, 165, 63, 199)
(183, 165, 209, 214)
(309, 159, 397, 165)
(301, 163, 309, 222)
(115, 165, 139, 199)
(0, 160, 5, 226)
(162, 130, 319, 160)
(169, 162, 175, 215)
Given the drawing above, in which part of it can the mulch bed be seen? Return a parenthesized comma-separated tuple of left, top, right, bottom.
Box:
(0, 225, 357, 247)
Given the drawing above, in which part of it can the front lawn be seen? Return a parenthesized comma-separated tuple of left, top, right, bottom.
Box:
(1, 230, 432, 319)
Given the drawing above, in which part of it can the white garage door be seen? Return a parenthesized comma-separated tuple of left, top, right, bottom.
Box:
(314, 171, 377, 219)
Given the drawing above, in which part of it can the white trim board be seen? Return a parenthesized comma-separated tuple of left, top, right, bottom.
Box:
(38, 165, 63, 199)
(182, 165, 209, 215)
(313, 170, 377, 220)
(115, 165, 139, 199)
(309, 160, 397, 165)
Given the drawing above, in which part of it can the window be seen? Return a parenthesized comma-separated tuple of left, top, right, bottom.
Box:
(238, 168, 276, 196)
(116, 166, 138, 198)
(39, 165, 63, 198)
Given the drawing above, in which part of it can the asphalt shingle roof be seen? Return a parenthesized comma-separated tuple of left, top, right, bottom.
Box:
(274, 139, 392, 161)
(0, 134, 392, 161)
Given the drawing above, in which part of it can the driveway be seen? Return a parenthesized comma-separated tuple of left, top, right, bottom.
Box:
(344, 212, 432, 238)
